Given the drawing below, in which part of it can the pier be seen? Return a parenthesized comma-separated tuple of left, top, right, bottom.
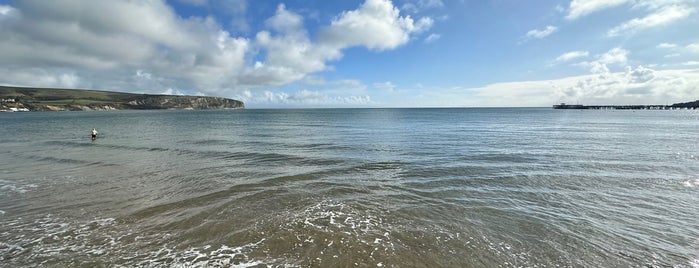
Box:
(553, 102, 698, 110)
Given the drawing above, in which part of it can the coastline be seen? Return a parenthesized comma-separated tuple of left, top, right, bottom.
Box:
(553, 100, 699, 110)
(0, 85, 245, 112)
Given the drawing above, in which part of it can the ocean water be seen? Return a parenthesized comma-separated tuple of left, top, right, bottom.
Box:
(0, 108, 698, 267)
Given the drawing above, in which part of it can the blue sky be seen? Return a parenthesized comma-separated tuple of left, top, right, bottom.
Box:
(0, 0, 698, 107)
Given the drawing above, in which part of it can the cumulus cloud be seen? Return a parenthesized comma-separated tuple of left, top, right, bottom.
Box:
(557, 66, 699, 104)
(525, 25, 558, 39)
(0, 0, 250, 95)
(461, 45, 698, 107)
(607, 5, 694, 36)
(0, 0, 431, 105)
(461, 67, 699, 107)
(572, 47, 629, 74)
(598, 47, 629, 65)
(566, 0, 631, 20)
(238, 4, 334, 87)
(320, 0, 432, 51)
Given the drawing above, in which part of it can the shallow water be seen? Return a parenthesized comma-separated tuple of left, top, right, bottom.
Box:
(1, 108, 698, 267)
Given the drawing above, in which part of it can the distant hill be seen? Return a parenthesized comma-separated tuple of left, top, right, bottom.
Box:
(0, 85, 244, 111)
(671, 100, 699, 108)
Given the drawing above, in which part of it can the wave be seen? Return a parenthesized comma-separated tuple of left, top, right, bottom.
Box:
(0, 179, 39, 195)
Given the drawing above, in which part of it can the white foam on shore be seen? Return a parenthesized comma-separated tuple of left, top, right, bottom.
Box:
(0, 214, 121, 266)
(279, 199, 396, 265)
(0, 212, 274, 267)
(0, 179, 38, 194)
(129, 239, 268, 268)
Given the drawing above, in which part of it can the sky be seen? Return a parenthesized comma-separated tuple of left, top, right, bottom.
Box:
(0, 0, 698, 108)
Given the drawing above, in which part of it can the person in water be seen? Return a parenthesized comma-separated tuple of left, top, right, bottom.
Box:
(91, 128, 98, 140)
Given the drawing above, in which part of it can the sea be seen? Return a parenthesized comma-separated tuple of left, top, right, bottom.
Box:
(0, 108, 698, 267)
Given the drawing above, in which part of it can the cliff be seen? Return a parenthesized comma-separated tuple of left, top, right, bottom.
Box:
(0, 86, 244, 111)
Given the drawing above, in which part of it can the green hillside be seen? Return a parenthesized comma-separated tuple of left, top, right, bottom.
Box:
(0, 85, 244, 111)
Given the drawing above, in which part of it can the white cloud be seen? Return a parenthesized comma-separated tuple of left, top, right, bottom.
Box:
(402, 0, 443, 13)
(424, 33, 441, 43)
(299, 76, 369, 97)
(633, 0, 696, 10)
(0, 4, 15, 16)
(657, 42, 678, 48)
(177, 0, 208, 6)
(460, 67, 699, 107)
(303, 76, 365, 89)
(574, 47, 629, 74)
(320, 0, 433, 51)
(373, 81, 396, 92)
(555, 4, 566, 13)
(453, 43, 699, 107)
(418, 0, 444, 9)
(525, 25, 558, 39)
(402, 3, 418, 14)
(160, 88, 193, 96)
(265, 4, 303, 34)
(688, 43, 699, 53)
(0, 0, 430, 100)
(598, 47, 629, 65)
(607, 5, 694, 36)
(0, 68, 81, 89)
(244, 89, 372, 107)
(555, 50, 589, 63)
(135, 70, 152, 80)
(566, 0, 631, 20)
(239, 4, 342, 87)
(684, 61, 699, 66)
(664, 53, 681, 58)
(243, 0, 433, 88)
(0, 0, 251, 94)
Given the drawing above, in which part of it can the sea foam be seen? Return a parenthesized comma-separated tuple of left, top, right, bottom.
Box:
(683, 179, 699, 188)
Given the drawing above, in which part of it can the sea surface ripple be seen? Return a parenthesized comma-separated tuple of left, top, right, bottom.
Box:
(1, 108, 698, 267)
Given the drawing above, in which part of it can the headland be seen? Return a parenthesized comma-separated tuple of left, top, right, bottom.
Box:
(553, 100, 699, 110)
(0, 85, 244, 111)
